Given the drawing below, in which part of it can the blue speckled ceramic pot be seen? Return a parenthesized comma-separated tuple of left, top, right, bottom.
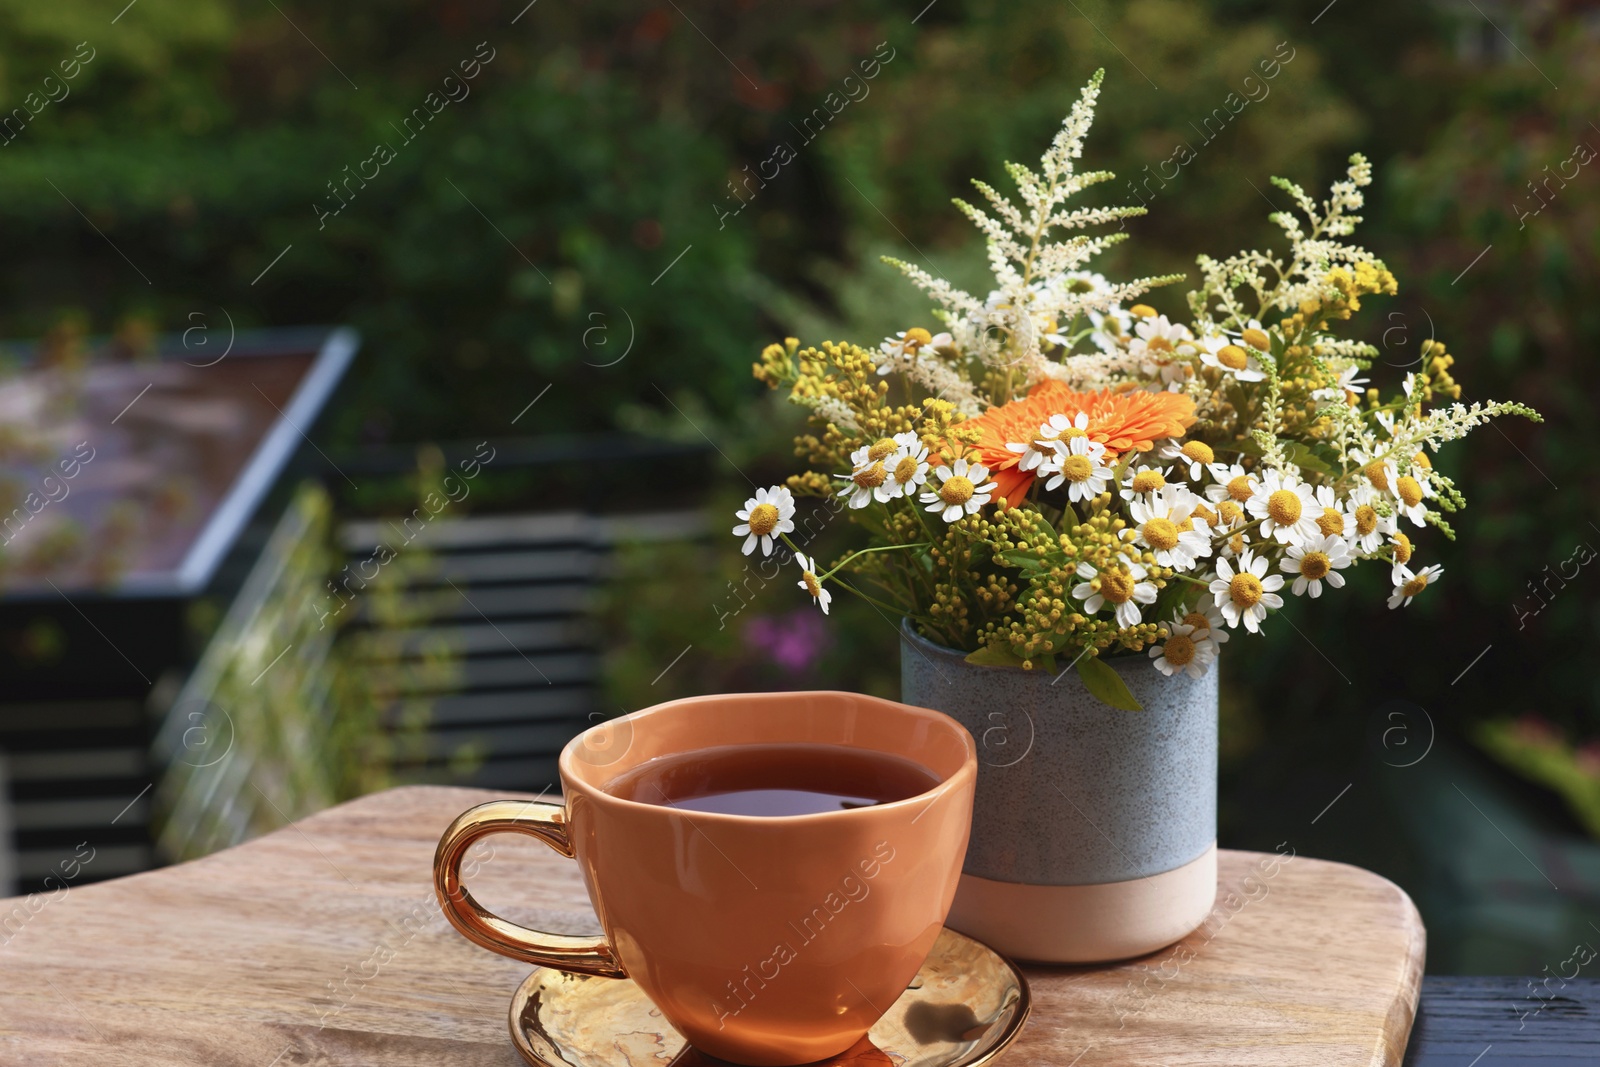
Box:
(900, 620, 1218, 963)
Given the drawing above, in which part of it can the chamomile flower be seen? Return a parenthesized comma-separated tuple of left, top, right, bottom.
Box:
(885, 438, 931, 498)
(1205, 462, 1259, 507)
(1011, 412, 1088, 473)
(1280, 535, 1354, 598)
(1129, 485, 1212, 570)
(875, 328, 953, 376)
(1208, 550, 1285, 633)
(1388, 563, 1443, 609)
(1349, 447, 1399, 498)
(1308, 485, 1354, 541)
(732, 485, 795, 556)
(921, 458, 997, 522)
(838, 459, 896, 509)
(1041, 436, 1113, 500)
(1129, 315, 1197, 385)
(1159, 438, 1217, 481)
(1120, 465, 1172, 501)
(1388, 531, 1416, 582)
(1149, 621, 1217, 679)
(1312, 364, 1370, 401)
(1246, 469, 1320, 545)
(1006, 411, 1089, 472)
(794, 553, 832, 615)
(1392, 469, 1431, 527)
(1230, 319, 1272, 352)
(848, 436, 901, 469)
(1186, 498, 1226, 537)
(1071, 558, 1158, 628)
(1343, 485, 1395, 554)
(1197, 335, 1267, 382)
(1216, 528, 1253, 559)
(1172, 603, 1230, 646)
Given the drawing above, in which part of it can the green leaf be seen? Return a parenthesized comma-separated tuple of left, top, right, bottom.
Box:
(999, 549, 1043, 570)
(1220, 435, 1262, 458)
(1280, 440, 1334, 476)
(1076, 655, 1144, 711)
(965, 644, 1026, 668)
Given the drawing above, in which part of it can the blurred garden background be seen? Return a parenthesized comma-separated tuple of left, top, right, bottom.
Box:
(0, 0, 1596, 974)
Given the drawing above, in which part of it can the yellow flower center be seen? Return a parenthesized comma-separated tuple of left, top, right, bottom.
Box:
(1397, 475, 1424, 507)
(1146, 336, 1174, 355)
(1354, 505, 1378, 536)
(939, 475, 975, 506)
(1229, 572, 1264, 609)
(894, 456, 921, 485)
(1227, 475, 1253, 502)
(1298, 552, 1331, 581)
(1181, 440, 1215, 465)
(1316, 507, 1345, 537)
(748, 503, 779, 536)
(1218, 500, 1244, 525)
(1192, 503, 1218, 525)
(1129, 304, 1157, 318)
(802, 570, 822, 598)
(1364, 461, 1389, 491)
(1162, 634, 1196, 667)
(853, 463, 888, 489)
(1098, 568, 1135, 604)
(1217, 344, 1250, 371)
(1242, 328, 1270, 351)
(1228, 532, 1246, 555)
(1413, 451, 1431, 469)
(1182, 611, 1211, 632)
(1267, 489, 1303, 526)
(1393, 533, 1413, 564)
(1401, 573, 1429, 598)
(867, 438, 898, 462)
(904, 327, 933, 349)
(1062, 425, 1089, 440)
(1142, 518, 1180, 551)
(1131, 471, 1166, 493)
(1060, 455, 1093, 483)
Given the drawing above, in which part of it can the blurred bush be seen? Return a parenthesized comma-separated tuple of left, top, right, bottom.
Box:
(3, 0, 1599, 904)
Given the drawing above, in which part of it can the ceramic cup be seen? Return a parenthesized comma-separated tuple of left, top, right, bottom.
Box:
(433, 691, 978, 1066)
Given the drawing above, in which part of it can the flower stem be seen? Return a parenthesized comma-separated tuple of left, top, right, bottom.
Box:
(820, 541, 930, 581)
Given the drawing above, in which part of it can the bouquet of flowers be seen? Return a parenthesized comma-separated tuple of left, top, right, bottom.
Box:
(732, 71, 1538, 708)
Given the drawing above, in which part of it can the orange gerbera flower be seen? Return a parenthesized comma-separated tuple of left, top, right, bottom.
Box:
(960, 381, 1196, 506)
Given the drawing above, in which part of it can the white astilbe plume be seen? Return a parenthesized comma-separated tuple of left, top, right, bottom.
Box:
(800, 394, 860, 434)
(905, 352, 986, 418)
(883, 70, 1181, 393)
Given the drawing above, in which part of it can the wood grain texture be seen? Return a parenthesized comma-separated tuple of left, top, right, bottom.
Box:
(0, 786, 1425, 1067)
(1401, 976, 1600, 1066)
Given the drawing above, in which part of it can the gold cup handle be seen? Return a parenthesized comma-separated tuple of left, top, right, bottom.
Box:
(433, 799, 627, 979)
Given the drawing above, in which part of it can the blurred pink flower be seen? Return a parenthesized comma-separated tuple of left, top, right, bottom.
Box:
(744, 610, 832, 674)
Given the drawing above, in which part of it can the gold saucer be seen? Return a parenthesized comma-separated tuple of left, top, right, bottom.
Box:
(508, 926, 1031, 1067)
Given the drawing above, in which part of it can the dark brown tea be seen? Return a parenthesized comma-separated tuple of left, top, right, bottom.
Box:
(604, 743, 940, 816)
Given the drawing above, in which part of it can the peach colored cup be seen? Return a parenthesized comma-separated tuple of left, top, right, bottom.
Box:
(434, 691, 977, 1066)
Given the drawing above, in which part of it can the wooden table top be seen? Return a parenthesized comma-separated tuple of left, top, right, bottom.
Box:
(0, 785, 1425, 1066)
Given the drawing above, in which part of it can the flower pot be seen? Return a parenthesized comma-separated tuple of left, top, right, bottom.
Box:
(900, 621, 1217, 963)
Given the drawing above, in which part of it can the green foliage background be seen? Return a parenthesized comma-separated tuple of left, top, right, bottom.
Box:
(3, 0, 1597, 970)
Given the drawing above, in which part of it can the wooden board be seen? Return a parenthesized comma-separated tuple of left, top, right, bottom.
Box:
(0, 786, 1424, 1066)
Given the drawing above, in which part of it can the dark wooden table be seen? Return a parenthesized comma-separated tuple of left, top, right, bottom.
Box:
(1403, 976, 1600, 1065)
